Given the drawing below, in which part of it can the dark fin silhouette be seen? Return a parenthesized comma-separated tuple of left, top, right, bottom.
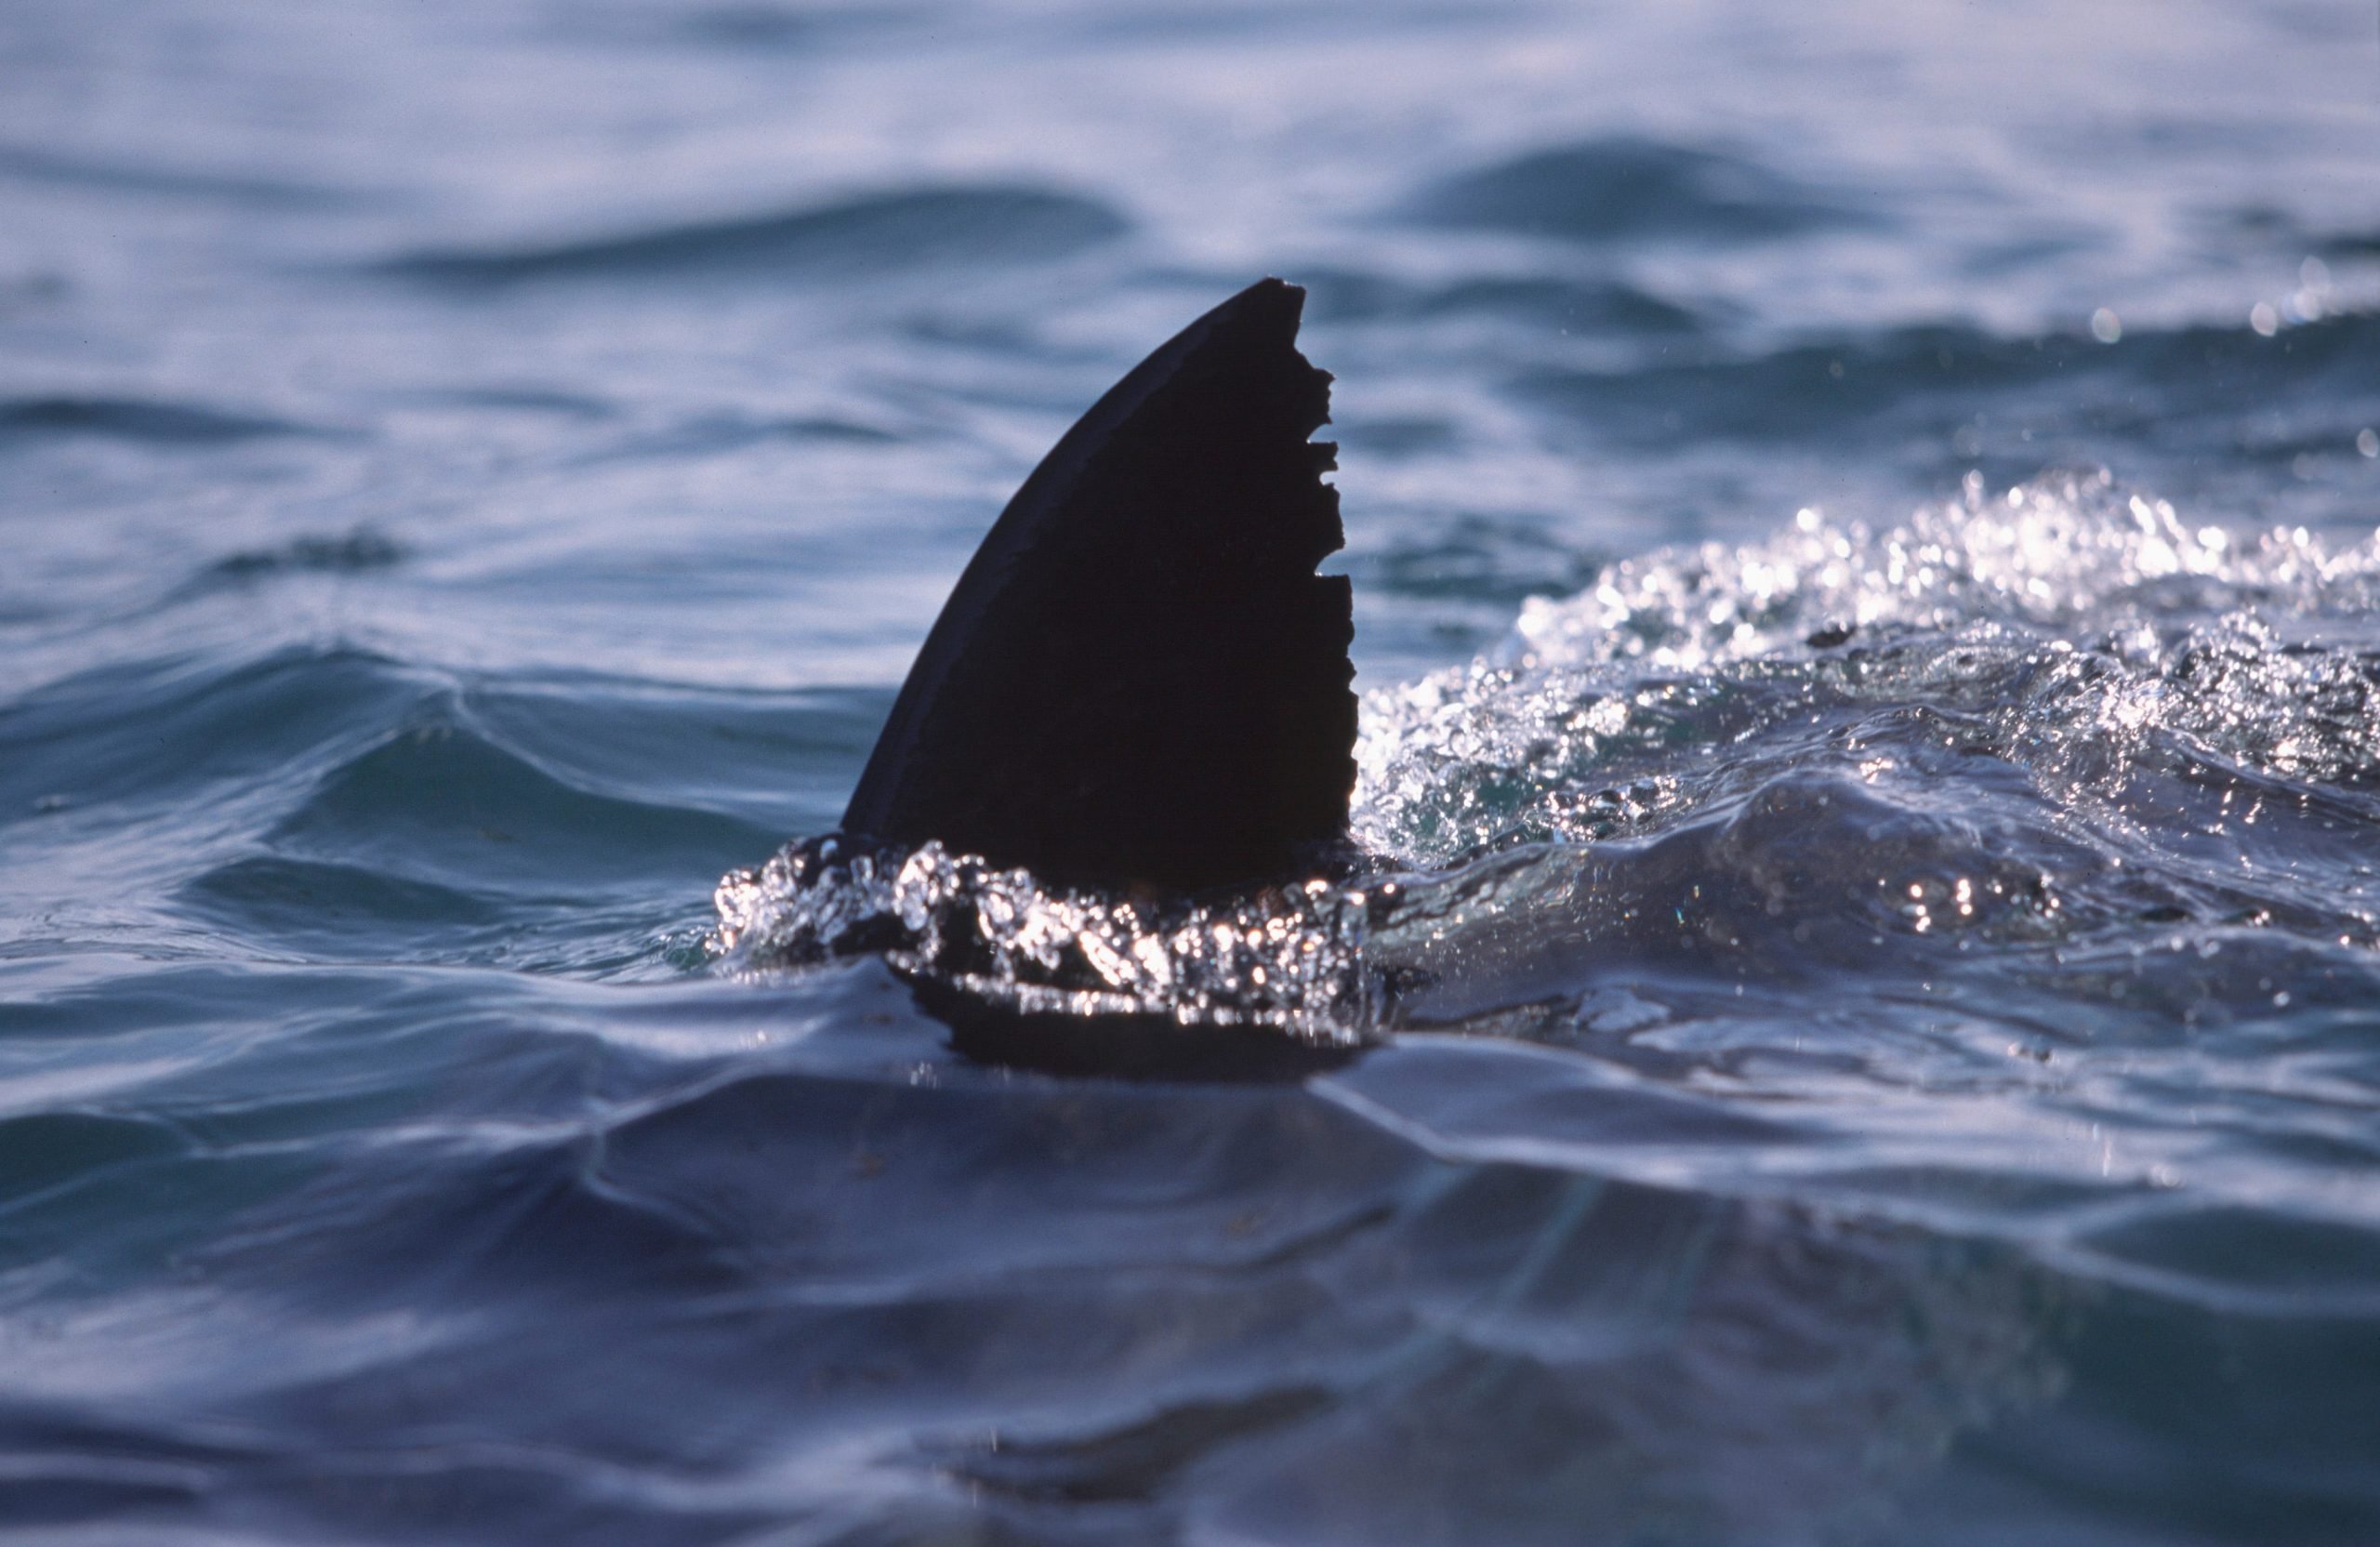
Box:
(841, 277, 1355, 891)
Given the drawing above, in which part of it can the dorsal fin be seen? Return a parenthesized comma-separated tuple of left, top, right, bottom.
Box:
(841, 277, 1355, 891)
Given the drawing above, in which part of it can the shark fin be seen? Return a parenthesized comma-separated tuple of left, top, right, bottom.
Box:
(840, 277, 1355, 891)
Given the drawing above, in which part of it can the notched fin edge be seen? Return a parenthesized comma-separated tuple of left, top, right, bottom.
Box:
(840, 277, 1355, 892)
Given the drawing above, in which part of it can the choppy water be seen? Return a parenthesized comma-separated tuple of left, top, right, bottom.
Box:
(6, 2, 2379, 1542)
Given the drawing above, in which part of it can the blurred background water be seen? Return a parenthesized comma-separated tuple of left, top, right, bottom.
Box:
(5, 2, 2380, 1542)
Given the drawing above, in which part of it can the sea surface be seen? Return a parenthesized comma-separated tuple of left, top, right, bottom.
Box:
(5, 2, 2380, 1542)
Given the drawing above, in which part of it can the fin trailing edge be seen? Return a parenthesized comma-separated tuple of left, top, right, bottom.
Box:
(840, 277, 1355, 891)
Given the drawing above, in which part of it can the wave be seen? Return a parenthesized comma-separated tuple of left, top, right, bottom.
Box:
(670, 2, 915, 48)
(568, 411, 906, 469)
(202, 529, 404, 583)
(0, 1110, 185, 1200)
(377, 184, 1130, 285)
(121, 1026, 2069, 1545)
(1514, 309, 2380, 462)
(1, 644, 779, 970)
(1303, 268, 1708, 334)
(1400, 135, 1865, 245)
(0, 142, 360, 208)
(9, 953, 2369, 1540)
(268, 717, 780, 896)
(1352, 512, 1604, 605)
(0, 648, 426, 827)
(1359, 469, 2380, 858)
(176, 855, 507, 959)
(0, 395, 313, 445)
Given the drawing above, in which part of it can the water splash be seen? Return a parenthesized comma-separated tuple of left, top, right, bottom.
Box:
(713, 837, 1378, 1041)
(1355, 469, 2380, 866)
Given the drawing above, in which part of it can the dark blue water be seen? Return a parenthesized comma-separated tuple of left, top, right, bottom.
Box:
(6, 3, 2380, 1541)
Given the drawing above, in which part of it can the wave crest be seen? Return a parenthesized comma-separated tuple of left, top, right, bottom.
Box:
(1357, 470, 2380, 864)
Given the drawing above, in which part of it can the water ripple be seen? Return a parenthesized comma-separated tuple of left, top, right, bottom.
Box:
(377, 185, 1130, 285)
(1402, 135, 1867, 245)
(0, 396, 315, 446)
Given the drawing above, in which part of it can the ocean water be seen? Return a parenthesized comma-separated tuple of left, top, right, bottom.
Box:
(5, 1, 2379, 1541)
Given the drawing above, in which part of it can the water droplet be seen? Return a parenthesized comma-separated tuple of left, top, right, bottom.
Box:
(2089, 308, 2121, 344)
(2249, 302, 2279, 337)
